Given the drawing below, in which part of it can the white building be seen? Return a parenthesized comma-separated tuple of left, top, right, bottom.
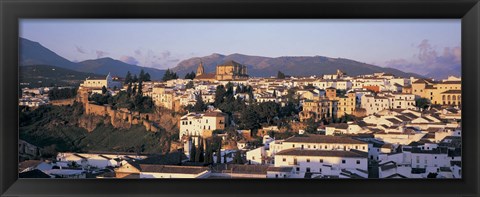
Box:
(274, 149, 368, 178)
(179, 110, 227, 138)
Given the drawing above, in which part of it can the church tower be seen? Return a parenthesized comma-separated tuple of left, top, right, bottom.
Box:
(196, 61, 205, 76)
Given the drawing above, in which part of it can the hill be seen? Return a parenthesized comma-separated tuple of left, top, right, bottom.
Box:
(20, 38, 166, 80)
(19, 65, 102, 88)
(20, 38, 80, 70)
(77, 57, 166, 80)
(172, 53, 424, 78)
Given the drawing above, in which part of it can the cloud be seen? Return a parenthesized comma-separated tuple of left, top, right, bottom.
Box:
(383, 39, 461, 77)
(75, 46, 87, 54)
(119, 55, 139, 65)
(96, 50, 109, 58)
(134, 49, 142, 56)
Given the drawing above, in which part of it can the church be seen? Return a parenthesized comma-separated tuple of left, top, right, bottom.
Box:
(195, 60, 248, 81)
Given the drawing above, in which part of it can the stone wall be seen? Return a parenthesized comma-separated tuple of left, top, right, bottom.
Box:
(50, 98, 75, 106)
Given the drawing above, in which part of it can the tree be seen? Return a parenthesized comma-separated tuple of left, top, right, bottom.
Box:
(139, 69, 145, 82)
(162, 69, 179, 82)
(184, 71, 196, 80)
(101, 86, 107, 95)
(216, 145, 222, 164)
(132, 84, 137, 96)
(189, 140, 196, 162)
(137, 80, 143, 96)
(277, 71, 286, 79)
(305, 117, 320, 134)
(144, 72, 151, 81)
(124, 71, 132, 84)
(416, 98, 430, 111)
(133, 74, 138, 83)
(256, 101, 280, 125)
(214, 85, 226, 107)
(126, 82, 133, 97)
(233, 150, 243, 164)
(193, 92, 206, 112)
(240, 106, 260, 130)
(186, 81, 194, 89)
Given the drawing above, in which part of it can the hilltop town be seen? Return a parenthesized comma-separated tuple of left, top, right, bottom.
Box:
(19, 60, 461, 179)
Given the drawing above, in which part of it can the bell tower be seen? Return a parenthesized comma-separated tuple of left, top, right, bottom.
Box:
(196, 61, 205, 76)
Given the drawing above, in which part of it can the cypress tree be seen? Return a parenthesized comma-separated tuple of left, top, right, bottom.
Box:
(189, 140, 196, 162)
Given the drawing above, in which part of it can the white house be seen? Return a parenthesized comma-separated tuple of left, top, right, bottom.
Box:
(274, 149, 368, 178)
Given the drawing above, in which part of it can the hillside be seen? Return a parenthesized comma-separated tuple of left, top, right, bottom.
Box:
(19, 103, 176, 155)
(78, 58, 166, 80)
(20, 38, 80, 70)
(20, 38, 166, 80)
(172, 53, 424, 78)
(19, 65, 102, 88)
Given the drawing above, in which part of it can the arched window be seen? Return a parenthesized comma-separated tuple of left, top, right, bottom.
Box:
(442, 95, 446, 100)
(447, 95, 451, 100)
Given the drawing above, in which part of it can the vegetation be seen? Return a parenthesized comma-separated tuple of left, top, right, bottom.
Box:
(48, 87, 78, 100)
(277, 71, 286, 79)
(124, 69, 151, 84)
(19, 104, 173, 155)
(184, 71, 196, 80)
(416, 98, 430, 110)
(186, 81, 194, 89)
(162, 69, 179, 82)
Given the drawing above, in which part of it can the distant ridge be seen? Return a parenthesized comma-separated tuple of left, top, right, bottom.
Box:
(172, 53, 424, 78)
(20, 38, 166, 80)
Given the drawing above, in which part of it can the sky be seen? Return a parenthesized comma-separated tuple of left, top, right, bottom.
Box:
(20, 19, 461, 75)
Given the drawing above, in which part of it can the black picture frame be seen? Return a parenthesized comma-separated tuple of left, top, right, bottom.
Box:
(1, 0, 479, 196)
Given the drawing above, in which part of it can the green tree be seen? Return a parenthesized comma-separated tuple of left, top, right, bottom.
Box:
(240, 106, 260, 130)
(277, 71, 286, 79)
(216, 145, 221, 164)
(186, 81, 194, 89)
(132, 84, 137, 96)
(124, 71, 132, 84)
(416, 98, 430, 110)
(139, 69, 145, 82)
(162, 69, 179, 82)
(189, 140, 196, 162)
(137, 80, 143, 96)
(126, 82, 133, 97)
(133, 74, 138, 83)
(144, 72, 151, 81)
(193, 92, 206, 112)
(101, 86, 107, 95)
(233, 150, 243, 164)
(214, 85, 226, 107)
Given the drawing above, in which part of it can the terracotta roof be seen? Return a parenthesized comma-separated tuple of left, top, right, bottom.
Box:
(139, 164, 208, 174)
(441, 90, 461, 94)
(283, 136, 367, 144)
(267, 166, 293, 172)
(276, 149, 368, 158)
(386, 118, 402, 124)
(195, 73, 216, 80)
(440, 81, 461, 84)
(19, 160, 43, 172)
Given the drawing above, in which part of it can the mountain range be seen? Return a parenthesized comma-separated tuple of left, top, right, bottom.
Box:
(20, 38, 166, 80)
(172, 53, 424, 79)
(20, 37, 426, 81)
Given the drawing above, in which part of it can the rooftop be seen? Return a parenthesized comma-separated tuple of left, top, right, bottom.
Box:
(283, 135, 367, 144)
(276, 149, 368, 158)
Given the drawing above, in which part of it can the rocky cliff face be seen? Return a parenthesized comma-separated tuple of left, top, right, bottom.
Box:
(78, 114, 108, 132)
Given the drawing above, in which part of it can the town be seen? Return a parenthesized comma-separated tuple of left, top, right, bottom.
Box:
(19, 60, 462, 179)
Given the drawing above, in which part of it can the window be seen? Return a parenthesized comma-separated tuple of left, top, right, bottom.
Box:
(292, 144, 295, 148)
(296, 167, 300, 172)
(275, 174, 278, 178)
(356, 160, 360, 164)
(282, 158, 286, 162)
(320, 159, 323, 163)
(307, 159, 310, 163)
(306, 168, 311, 173)
(342, 160, 346, 164)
